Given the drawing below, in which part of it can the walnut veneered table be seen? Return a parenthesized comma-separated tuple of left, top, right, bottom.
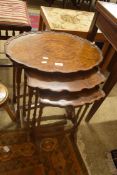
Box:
(5, 31, 105, 137)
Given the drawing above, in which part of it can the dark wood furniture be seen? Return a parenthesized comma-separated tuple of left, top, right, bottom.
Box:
(5, 31, 105, 137)
(0, 83, 16, 122)
(86, 1, 117, 122)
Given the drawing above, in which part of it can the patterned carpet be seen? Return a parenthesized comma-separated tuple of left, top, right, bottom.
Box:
(0, 130, 88, 175)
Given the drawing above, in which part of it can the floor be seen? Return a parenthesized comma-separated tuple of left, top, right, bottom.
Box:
(78, 84, 117, 175)
(0, 0, 117, 175)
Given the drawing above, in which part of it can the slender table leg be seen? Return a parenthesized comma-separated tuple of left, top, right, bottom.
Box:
(38, 15, 43, 31)
(102, 41, 110, 57)
(85, 52, 117, 122)
(101, 47, 115, 71)
(87, 12, 98, 41)
(38, 14, 46, 31)
(13, 65, 16, 103)
(23, 73, 27, 117)
(16, 67, 22, 120)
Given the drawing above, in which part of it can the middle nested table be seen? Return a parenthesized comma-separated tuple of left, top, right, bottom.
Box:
(5, 31, 105, 137)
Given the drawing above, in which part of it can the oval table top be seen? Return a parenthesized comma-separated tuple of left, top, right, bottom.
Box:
(5, 31, 103, 73)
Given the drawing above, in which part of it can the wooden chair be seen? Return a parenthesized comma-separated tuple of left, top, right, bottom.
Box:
(0, 0, 31, 65)
(0, 0, 31, 104)
(0, 83, 16, 122)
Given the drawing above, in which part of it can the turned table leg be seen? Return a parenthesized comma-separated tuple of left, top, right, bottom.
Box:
(16, 67, 22, 120)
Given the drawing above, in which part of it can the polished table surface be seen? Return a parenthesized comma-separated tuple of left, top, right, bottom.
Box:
(5, 31, 103, 73)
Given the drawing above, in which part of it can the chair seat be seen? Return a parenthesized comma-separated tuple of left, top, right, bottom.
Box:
(0, 83, 8, 106)
(40, 6, 105, 41)
(41, 6, 94, 32)
(0, 0, 31, 29)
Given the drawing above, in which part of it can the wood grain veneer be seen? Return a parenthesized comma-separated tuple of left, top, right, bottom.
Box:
(5, 31, 103, 73)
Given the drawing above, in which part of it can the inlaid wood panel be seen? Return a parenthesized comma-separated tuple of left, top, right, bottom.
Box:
(5, 31, 103, 73)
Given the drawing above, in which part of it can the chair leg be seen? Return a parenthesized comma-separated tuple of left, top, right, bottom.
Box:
(3, 102, 16, 122)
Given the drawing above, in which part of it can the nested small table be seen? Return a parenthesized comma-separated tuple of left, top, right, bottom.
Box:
(5, 31, 105, 137)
